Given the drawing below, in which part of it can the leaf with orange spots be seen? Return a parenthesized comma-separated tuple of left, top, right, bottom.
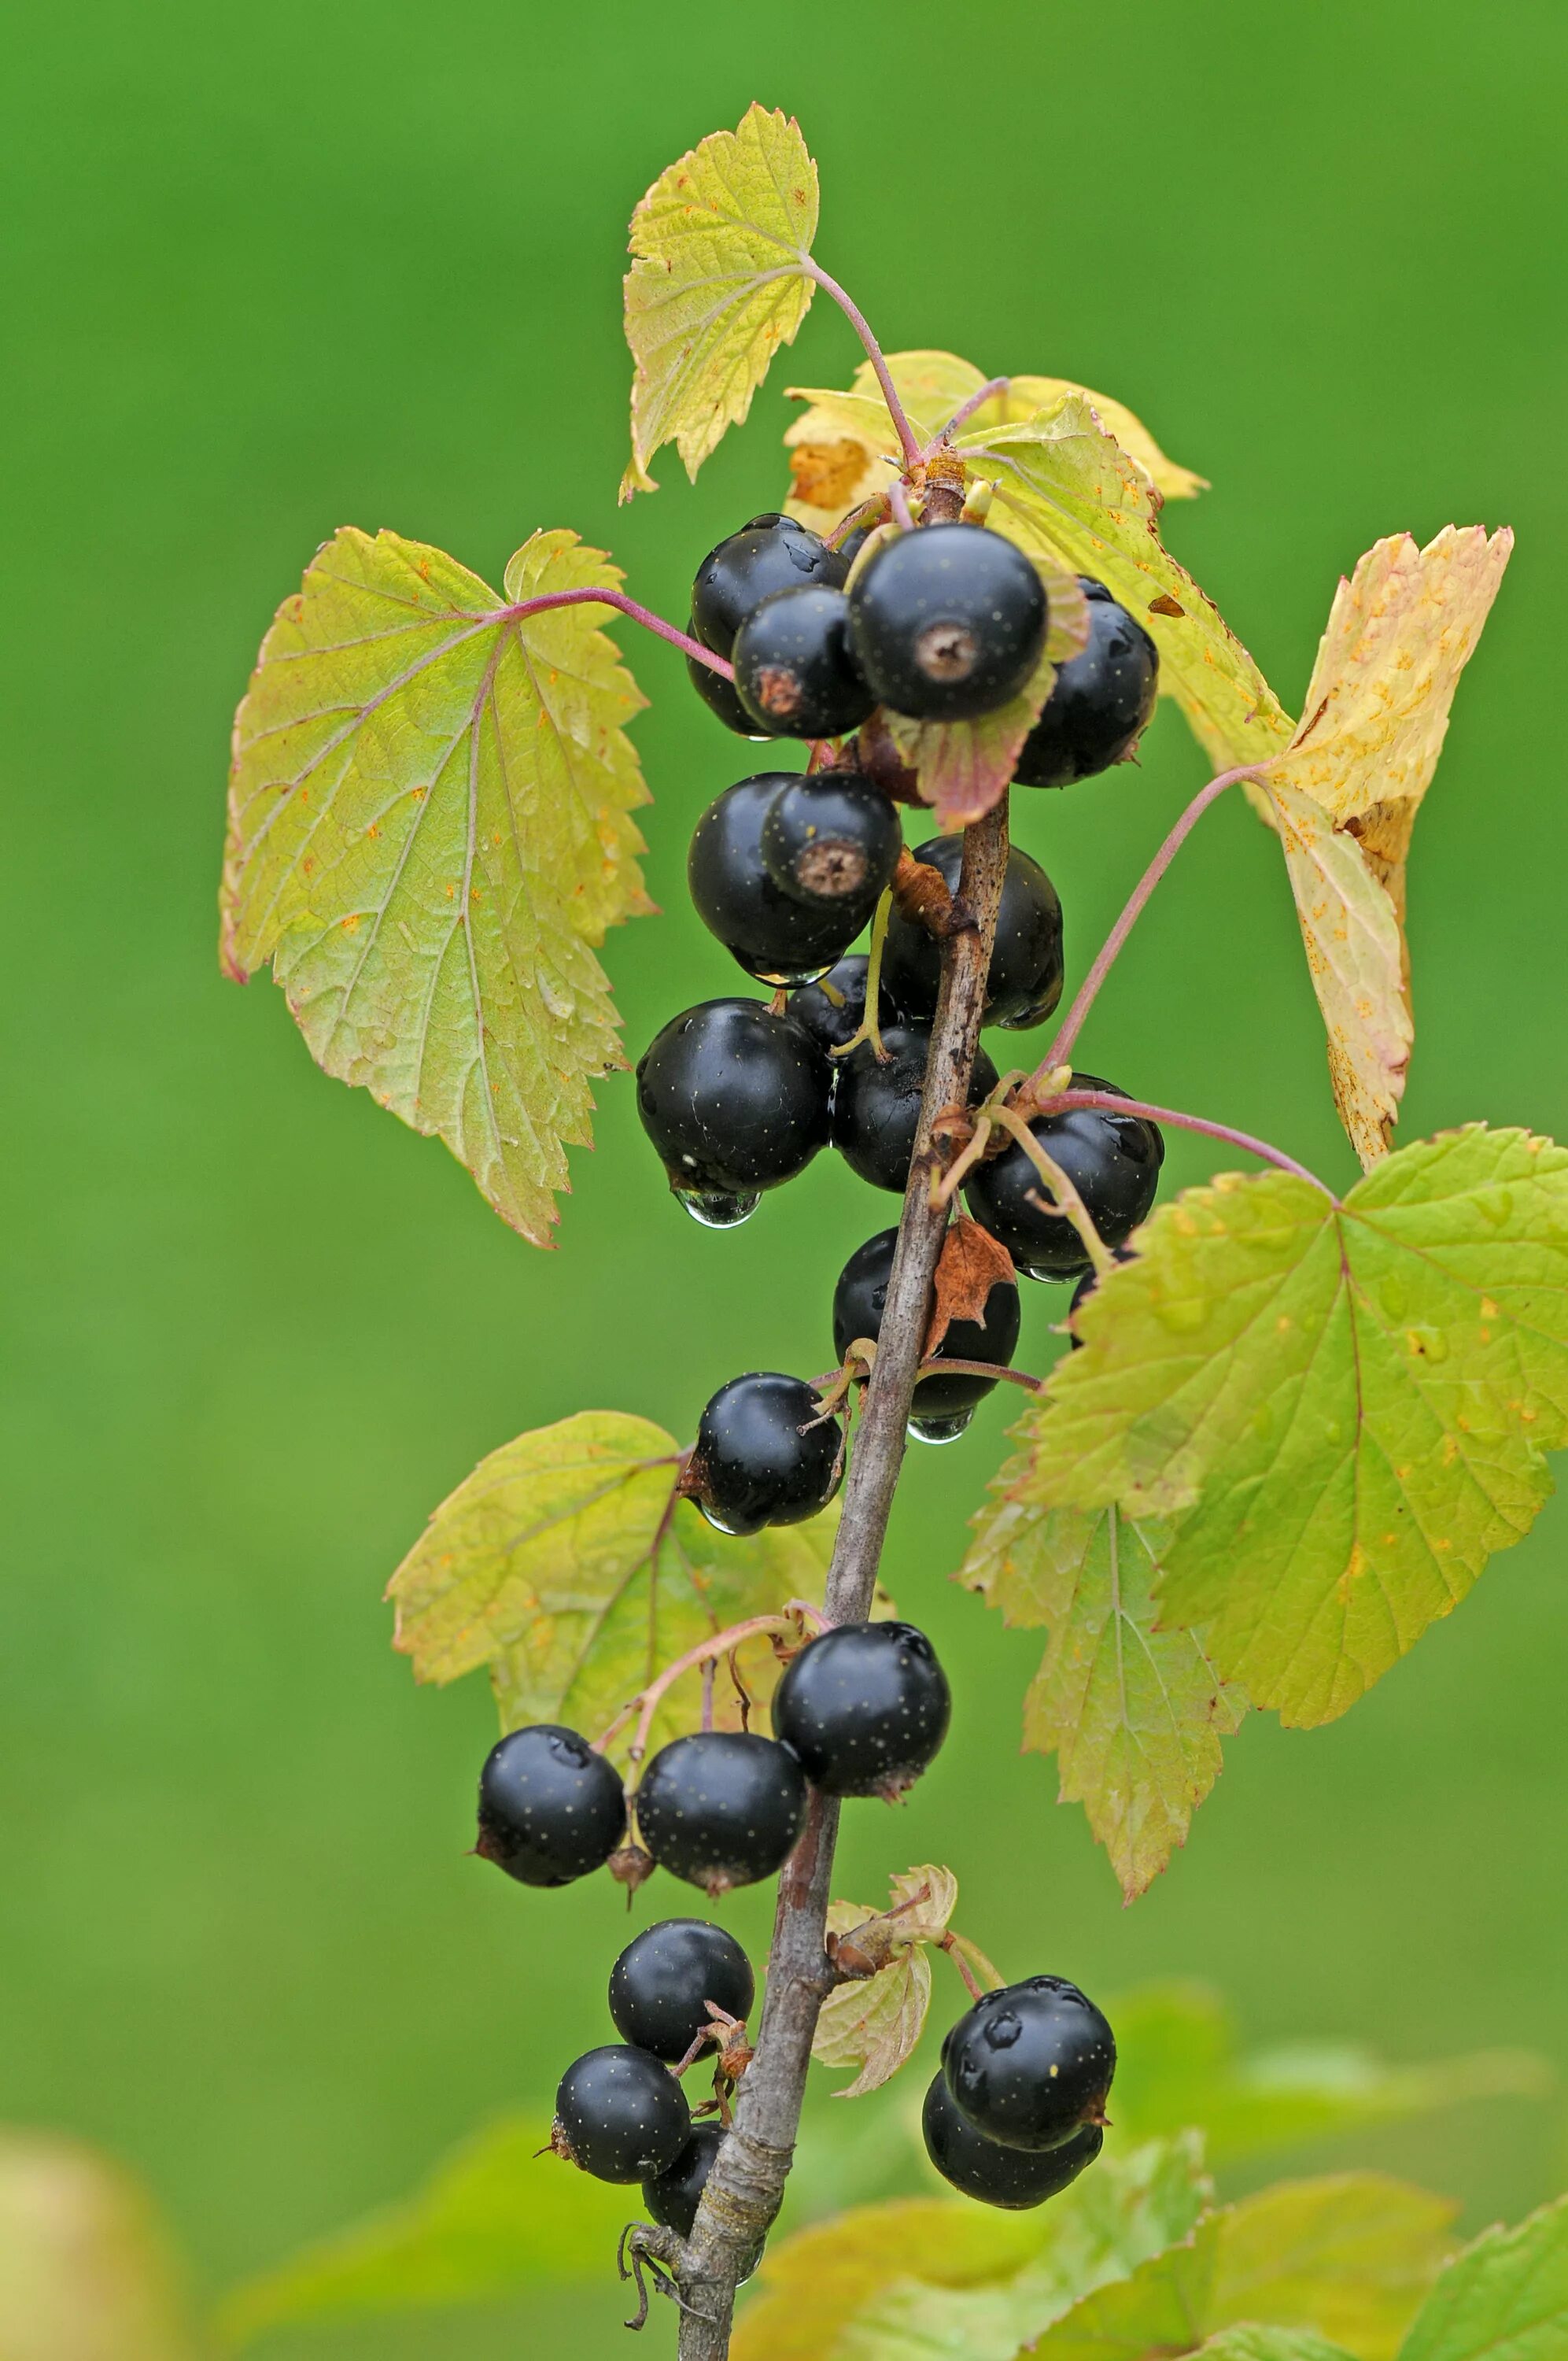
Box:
(220, 526, 651, 1245)
(1256, 529, 1513, 1169)
(989, 1129, 1568, 1727)
(622, 105, 819, 498)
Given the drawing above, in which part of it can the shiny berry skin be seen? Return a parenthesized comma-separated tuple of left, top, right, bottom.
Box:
(882, 837, 1064, 1030)
(690, 1373, 842, 1537)
(636, 1000, 832, 1201)
(772, 1620, 950, 1798)
(848, 524, 1047, 720)
(687, 633, 762, 737)
(942, 1975, 1116, 2152)
(1068, 1245, 1137, 1347)
(553, 2045, 691, 2183)
(609, 1919, 755, 2062)
(643, 2125, 727, 2238)
(832, 1025, 999, 1194)
(787, 955, 902, 1057)
(474, 1724, 625, 1887)
(635, 1731, 808, 1897)
(760, 770, 902, 908)
(922, 2074, 1104, 2208)
(833, 1226, 1020, 1418)
(692, 513, 850, 659)
(965, 1075, 1164, 1280)
(689, 776, 876, 985)
(1013, 578, 1159, 789)
(733, 586, 876, 739)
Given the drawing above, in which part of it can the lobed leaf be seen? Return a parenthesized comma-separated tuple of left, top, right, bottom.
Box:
(961, 1484, 1243, 1900)
(622, 105, 818, 497)
(999, 1129, 1568, 1725)
(1398, 2195, 1568, 2361)
(1208, 2177, 1455, 2361)
(221, 526, 651, 1244)
(1024, 2215, 1223, 2361)
(0, 2132, 197, 2361)
(814, 1866, 959, 2097)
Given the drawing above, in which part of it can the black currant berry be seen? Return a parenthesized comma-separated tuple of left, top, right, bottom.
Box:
(688, 776, 877, 986)
(643, 2124, 727, 2239)
(942, 1975, 1116, 2152)
(609, 1919, 755, 2063)
(692, 514, 850, 658)
(848, 524, 1047, 720)
(882, 837, 1064, 1030)
(832, 1225, 1020, 1424)
(552, 2045, 691, 2183)
(832, 1025, 999, 1194)
(922, 2074, 1104, 2209)
(772, 1620, 951, 1798)
(1013, 578, 1159, 789)
(635, 1732, 808, 1897)
(786, 955, 902, 1057)
(474, 1724, 625, 1888)
(1068, 1245, 1137, 1347)
(689, 1373, 842, 1537)
(760, 770, 902, 908)
(636, 1000, 832, 1219)
(687, 635, 762, 738)
(965, 1076, 1164, 1281)
(732, 586, 876, 739)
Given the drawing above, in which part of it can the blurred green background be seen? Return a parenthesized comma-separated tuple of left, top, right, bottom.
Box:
(4, 0, 1566, 2351)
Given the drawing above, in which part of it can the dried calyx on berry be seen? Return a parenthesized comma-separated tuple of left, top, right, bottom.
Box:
(475, 1724, 626, 1887)
(760, 769, 902, 908)
(833, 1024, 999, 1194)
(848, 523, 1047, 720)
(884, 837, 1064, 1031)
(634, 1731, 808, 1896)
(688, 775, 880, 985)
(732, 585, 876, 739)
(635, 999, 832, 1228)
(772, 1620, 951, 1799)
(1013, 577, 1159, 789)
(965, 1077, 1164, 1280)
(688, 1372, 843, 1536)
(942, 1975, 1116, 2152)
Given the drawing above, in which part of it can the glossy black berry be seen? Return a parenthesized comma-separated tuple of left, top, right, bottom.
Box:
(688, 776, 876, 986)
(689, 1373, 842, 1537)
(1013, 578, 1159, 789)
(786, 955, 902, 1057)
(760, 770, 902, 908)
(687, 634, 762, 737)
(692, 514, 850, 659)
(636, 1000, 832, 1210)
(772, 1620, 950, 1798)
(832, 1025, 999, 1194)
(474, 1724, 625, 1888)
(643, 2125, 728, 2238)
(965, 1075, 1164, 1281)
(733, 586, 876, 739)
(942, 1975, 1116, 2152)
(848, 524, 1047, 720)
(1068, 1246, 1138, 1347)
(609, 1919, 755, 2063)
(833, 1226, 1020, 1420)
(552, 2045, 691, 2183)
(922, 2074, 1104, 2208)
(882, 837, 1064, 1031)
(635, 1731, 808, 1897)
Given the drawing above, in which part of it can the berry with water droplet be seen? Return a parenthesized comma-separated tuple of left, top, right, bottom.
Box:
(689, 775, 876, 985)
(692, 514, 850, 660)
(636, 1000, 832, 1203)
(942, 1975, 1116, 2152)
(832, 1225, 1020, 1419)
(689, 1373, 842, 1537)
(475, 1724, 625, 1888)
(965, 1077, 1163, 1280)
(635, 1732, 808, 1896)
(882, 837, 1064, 1031)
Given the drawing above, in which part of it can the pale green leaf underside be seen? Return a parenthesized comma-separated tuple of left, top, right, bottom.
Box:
(1398, 2196, 1568, 2361)
(1005, 1127, 1568, 1725)
(221, 526, 651, 1243)
(812, 1946, 932, 2097)
(623, 103, 818, 493)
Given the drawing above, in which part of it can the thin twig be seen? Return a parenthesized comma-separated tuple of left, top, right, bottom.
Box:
(1025, 1089, 1335, 1196)
(927, 375, 1009, 449)
(801, 260, 924, 471)
(493, 586, 736, 678)
(593, 1609, 824, 1764)
(989, 1102, 1116, 1277)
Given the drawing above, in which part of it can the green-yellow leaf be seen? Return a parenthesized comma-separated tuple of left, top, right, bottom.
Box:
(1003, 1129, 1568, 1724)
(1399, 2195, 1568, 2361)
(814, 1867, 958, 2097)
(0, 2133, 197, 2361)
(961, 1479, 1243, 1901)
(386, 1410, 839, 1757)
(1195, 2333, 1356, 2361)
(216, 2114, 625, 2347)
(622, 105, 818, 497)
(1210, 2178, 1455, 2361)
(220, 526, 651, 1244)
(1025, 2216, 1223, 2361)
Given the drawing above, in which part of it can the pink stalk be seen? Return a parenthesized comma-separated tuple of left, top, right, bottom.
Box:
(495, 586, 734, 678)
(802, 260, 924, 471)
(928, 376, 1010, 449)
(1030, 1090, 1333, 1195)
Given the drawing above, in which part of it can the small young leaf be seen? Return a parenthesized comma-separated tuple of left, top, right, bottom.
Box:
(0, 2132, 197, 2361)
(386, 1410, 839, 1756)
(1005, 1129, 1568, 1725)
(1398, 2194, 1568, 2361)
(221, 527, 651, 1244)
(622, 105, 818, 497)
(1005, 376, 1208, 501)
(961, 1481, 1244, 1900)
(1210, 2176, 1455, 2361)
(814, 1866, 959, 2096)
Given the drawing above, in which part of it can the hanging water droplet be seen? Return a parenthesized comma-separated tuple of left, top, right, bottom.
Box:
(908, 1410, 974, 1446)
(695, 1499, 747, 1535)
(752, 960, 834, 988)
(677, 1189, 762, 1229)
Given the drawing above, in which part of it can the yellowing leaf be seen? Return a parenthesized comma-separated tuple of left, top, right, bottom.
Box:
(1007, 377, 1208, 502)
(814, 1867, 958, 2097)
(0, 2133, 197, 2361)
(1210, 2178, 1455, 2361)
(1196, 2334, 1356, 2361)
(386, 1410, 839, 1757)
(220, 527, 651, 1244)
(622, 105, 818, 497)
(1399, 2195, 1568, 2361)
(1028, 2217, 1223, 2361)
(1005, 1129, 1568, 1725)
(961, 1481, 1243, 1900)
(1256, 529, 1513, 1169)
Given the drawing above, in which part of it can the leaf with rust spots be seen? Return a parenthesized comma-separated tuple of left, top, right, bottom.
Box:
(813, 1866, 958, 2097)
(622, 106, 818, 497)
(220, 527, 651, 1244)
(928, 1218, 1016, 1358)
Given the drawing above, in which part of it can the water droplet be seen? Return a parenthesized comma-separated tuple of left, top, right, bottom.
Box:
(677, 1189, 761, 1229)
(908, 1410, 974, 1446)
(751, 961, 834, 988)
(695, 1501, 747, 1535)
